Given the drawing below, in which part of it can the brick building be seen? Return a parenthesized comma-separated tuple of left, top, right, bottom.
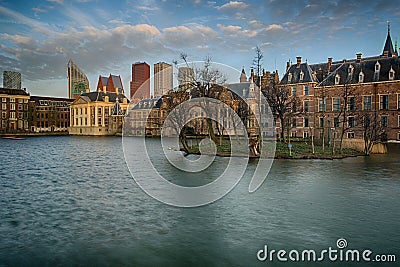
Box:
(0, 87, 30, 133)
(130, 62, 150, 100)
(29, 96, 73, 133)
(279, 24, 400, 142)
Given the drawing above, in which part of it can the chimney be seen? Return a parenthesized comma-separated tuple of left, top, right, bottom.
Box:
(383, 51, 389, 58)
(356, 53, 362, 62)
(103, 85, 107, 93)
(296, 56, 302, 68)
(286, 60, 291, 72)
(327, 57, 332, 72)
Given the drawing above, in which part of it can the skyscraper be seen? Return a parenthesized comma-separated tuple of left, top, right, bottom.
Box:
(3, 71, 21, 89)
(67, 59, 90, 99)
(130, 62, 150, 100)
(154, 62, 173, 97)
(178, 67, 194, 91)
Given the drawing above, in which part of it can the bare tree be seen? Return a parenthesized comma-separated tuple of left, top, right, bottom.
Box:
(360, 110, 386, 155)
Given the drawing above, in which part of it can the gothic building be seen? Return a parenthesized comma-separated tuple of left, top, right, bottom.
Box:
(280, 23, 400, 144)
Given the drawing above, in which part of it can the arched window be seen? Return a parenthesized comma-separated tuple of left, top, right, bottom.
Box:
(335, 74, 340, 85)
(359, 71, 364, 83)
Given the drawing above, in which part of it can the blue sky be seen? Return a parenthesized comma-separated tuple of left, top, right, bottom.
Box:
(0, 0, 399, 97)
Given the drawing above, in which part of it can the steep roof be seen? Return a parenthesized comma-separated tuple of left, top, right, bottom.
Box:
(382, 23, 395, 57)
(280, 62, 316, 84)
(79, 91, 129, 103)
(110, 75, 123, 89)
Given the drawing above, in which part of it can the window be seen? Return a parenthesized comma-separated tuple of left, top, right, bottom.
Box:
(348, 65, 354, 75)
(18, 104, 22, 110)
(348, 97, 355, 111)
(288, 73, 292, 83)
(304, 86, 309, 96)
(363, 96, 372, 110)
(2, 103, 6, 110)
(10, 111, 15, 119)
(303, 132, 309, 138)
(389, 67, 395, 80)
(304, 117, 309, 127)
(334, 117, 339, 128)
(398, 94, 400, 109)
(335, 74, 340, 85)
(398, 115, 400, 127)
(292, 87, 297, 96)
(304, 101, 309, 112)
(381, 116, 388, 127)
(299, 71, 304, 81)
(375, 61, 380, 72)
(359, 71, 364, 83)
(348, 116, 355, 128)
(10, 98, 15, 103)
(98, 117, 102, 125)
(2, 112, 6, 119)
(10, 103, 15, 110)
(292, 118, 297, 128)
(1, 98, 6, 102)
(364, 115, 371, 128)
(380, 95, 389, 110)
(292, 102, 297, 112)
(18, 99, 23, 103)
(319, 117, 324, 127)
(333, 98, 340, 111)
(319, 98, 326, 112)
(98, 108, 102, 115)
(347, 132, 355, 139)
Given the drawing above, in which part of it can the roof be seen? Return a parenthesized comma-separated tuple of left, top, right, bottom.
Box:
(110, 75, 123, 89)
(280, 56, 400, 86)
(79, 91, 129, 103)
(112, 100, 124, 115)
(382, 24, 395, 57)
(30, 95, 74, 106)
(280, 62, 316, 84)
(0, 87, 29, 96)
(226, 82, 252, 98)
(131, 97, 162, 110)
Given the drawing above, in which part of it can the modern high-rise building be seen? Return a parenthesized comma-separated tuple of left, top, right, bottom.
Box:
(67, 59, 90, 99)
(130, 62, 150, 100)
(154, 62, 173, 97)
(177, 67, 194, 91)
(3, 71, 22, 89)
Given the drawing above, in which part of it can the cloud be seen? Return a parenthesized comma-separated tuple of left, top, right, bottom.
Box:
(1, 34, 33, 45)
(217, 24, 257, 38)
(136, 6, 160, 11)
(46, 0, 63, 4)
(32, 7, 47, 13)
(216, 1, 249, 10)
(161, 24, 217, 48)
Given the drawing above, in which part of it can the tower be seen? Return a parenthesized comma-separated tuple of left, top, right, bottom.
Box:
(67, 59, 90, 99)
(3, 70, 21, 89)
(130, 62, 150, 100)
(240, 67, 247, 83)
(154, 62, 173, 97)
(382, 21, 395, 57)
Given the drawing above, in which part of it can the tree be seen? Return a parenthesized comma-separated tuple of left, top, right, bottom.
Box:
(360, 110, 386, 155)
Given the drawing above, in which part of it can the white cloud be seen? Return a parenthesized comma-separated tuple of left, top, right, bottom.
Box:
(46, 0, 63, 4)
(32, 7, 47, 13)
(217, 1, 249, 10)
(217, 24, 257, 38)
(136, 6, 160, 11)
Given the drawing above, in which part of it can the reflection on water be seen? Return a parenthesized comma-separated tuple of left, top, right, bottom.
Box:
(0, 136, 399, 266)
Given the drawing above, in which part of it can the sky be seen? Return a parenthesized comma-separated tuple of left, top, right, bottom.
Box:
(0, 0, 400, 98)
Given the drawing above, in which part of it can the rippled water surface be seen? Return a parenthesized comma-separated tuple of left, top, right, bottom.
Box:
(0, 136, 399, 266)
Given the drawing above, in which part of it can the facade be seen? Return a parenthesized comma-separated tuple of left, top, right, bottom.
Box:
(69, 90, 129, 136)
(3, 71, 22, 90)
(96, 74, 124, 94)
(67, 59, 90, 99)
(279, 25, 400, 142)
(126, 97, 163, 136)
(154, 62, 173, 97)
(0, 87, 30, 133)
(29, 96, 73, 133)
(130, 62, 150, 100)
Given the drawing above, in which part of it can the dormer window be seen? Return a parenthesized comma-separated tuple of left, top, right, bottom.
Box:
(335, 74, 340, 85)
(288, 73, 292, 83)
(375, 61, 381, 72)
(299, 71, 304, 81)
(359, 71, 364, 83)
(348, 65, 354, 75)
(389, 67, 395, 80)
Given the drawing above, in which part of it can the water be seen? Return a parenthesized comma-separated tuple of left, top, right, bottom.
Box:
(0, 136, 399, 266)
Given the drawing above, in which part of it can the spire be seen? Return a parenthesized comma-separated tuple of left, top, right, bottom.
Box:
(382, 20, 395, 57)
(240, 67, 247, 83)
